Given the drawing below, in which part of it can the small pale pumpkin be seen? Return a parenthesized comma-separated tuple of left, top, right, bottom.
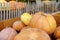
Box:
(13, 21, 25, 31)
(21, 13, 32, 25)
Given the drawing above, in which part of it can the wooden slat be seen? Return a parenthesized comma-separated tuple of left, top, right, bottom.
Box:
(4, 17, 20, 27)
(0, 21, 4, 31)
(53, 15, 60, 26)
(0, 17, 20, 31)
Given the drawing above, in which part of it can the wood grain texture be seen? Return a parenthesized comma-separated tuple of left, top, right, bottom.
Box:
(4, 17, 20, 27)
(53, 15, 60, 26)
(0, 17, 20, 31)
(0, 21, 4, 31)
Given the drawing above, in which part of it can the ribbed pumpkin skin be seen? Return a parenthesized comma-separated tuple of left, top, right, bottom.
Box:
(13, 21, 25, 31)
(29, 13, 57, 34)
(54, 26, 60, 38)
(14, 28, 51, 40)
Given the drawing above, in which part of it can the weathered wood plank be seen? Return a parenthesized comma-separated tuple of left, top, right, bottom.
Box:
(0, 17, 20, 31)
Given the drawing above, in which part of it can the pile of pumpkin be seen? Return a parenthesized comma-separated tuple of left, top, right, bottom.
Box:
(0, 0, 26, 11)
(0, 12, 60, 40)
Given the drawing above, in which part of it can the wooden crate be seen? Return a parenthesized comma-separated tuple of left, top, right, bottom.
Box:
(0, 15, 60, 31)
(53, 12, 60, 26)
(0, 21, 4, 31)
(0, 17, 20, 31)
(53, 15, 60, 26)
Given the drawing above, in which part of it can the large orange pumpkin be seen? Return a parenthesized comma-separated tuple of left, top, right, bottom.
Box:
(14, 28, 51, 40)
(29, 12, 57, 34)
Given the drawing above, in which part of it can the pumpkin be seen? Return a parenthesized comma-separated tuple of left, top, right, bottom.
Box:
(0, 27, 17, 40)
(16, 2, 26, 9)
(29, 12, 57, 34)
(14, 27, 51, 40)
(13, 21, 25, 31)
(0, 0, 7, 10)
(54, 26, 60, 38)
(9, 1, 16, 10)
(21, 13, 32, 25)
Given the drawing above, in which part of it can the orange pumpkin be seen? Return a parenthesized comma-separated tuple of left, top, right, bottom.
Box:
(16, 2, 26, 9)
(29, 12, 57, 34)
(54, 26, 60, 38)
(9, 1, 16, 10)
(14, 28, 51, 40)
(13, 21, 25, 31)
